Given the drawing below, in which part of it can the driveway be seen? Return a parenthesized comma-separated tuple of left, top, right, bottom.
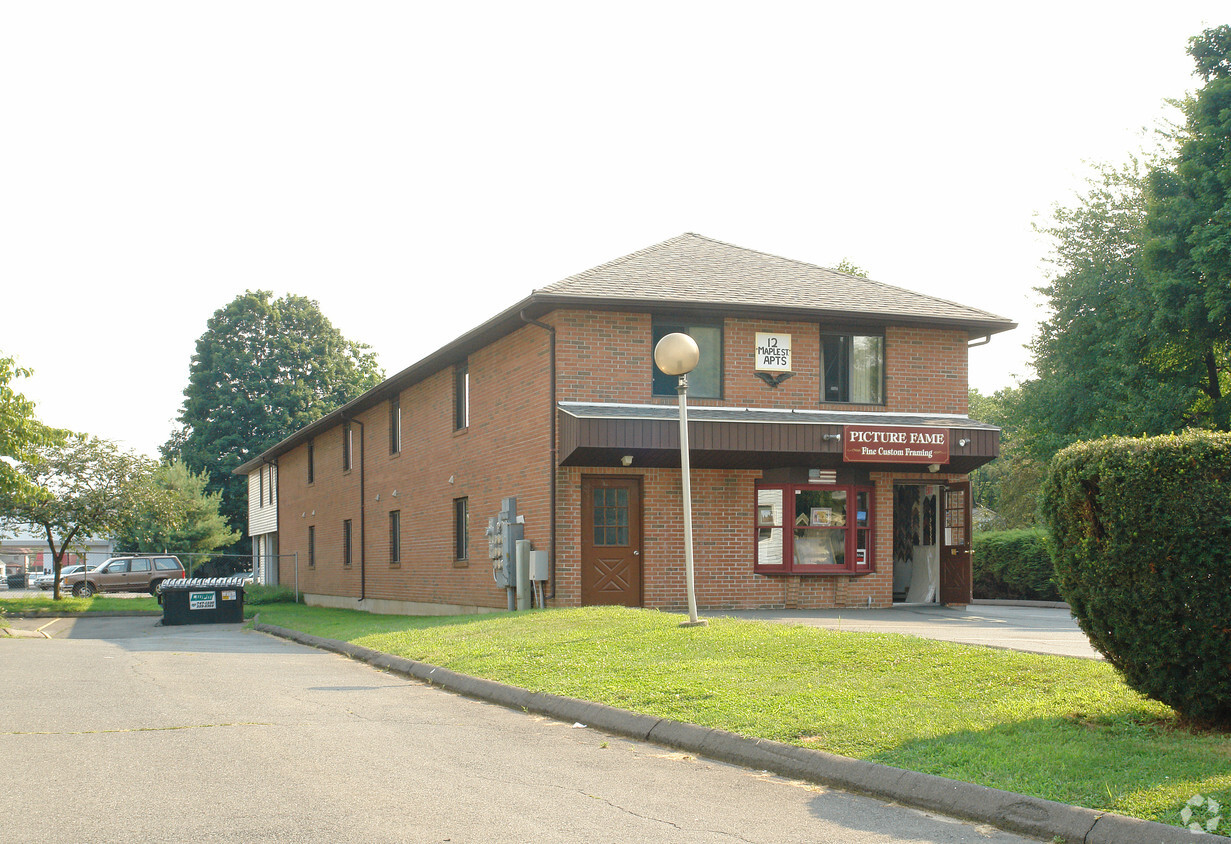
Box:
(1, 616, 1041, 844)
(712, 603, 1100, 660)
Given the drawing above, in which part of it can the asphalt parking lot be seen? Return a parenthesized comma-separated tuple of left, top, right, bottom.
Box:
(1, 616, 1043, 844)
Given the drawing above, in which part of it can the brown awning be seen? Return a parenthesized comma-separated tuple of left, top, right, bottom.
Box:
(558, 403, 1000, 473)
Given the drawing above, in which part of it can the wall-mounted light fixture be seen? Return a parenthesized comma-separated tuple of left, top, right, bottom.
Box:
(822, 433, 842, 442)
(928, 464, 941, 473)
(621, 455, 634, 467)
(958, 438, 969, 447)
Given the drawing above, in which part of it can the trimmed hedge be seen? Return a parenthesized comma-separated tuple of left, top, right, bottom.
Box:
(971, 529, 1059, 601)
(1041, 430, 1231, 728)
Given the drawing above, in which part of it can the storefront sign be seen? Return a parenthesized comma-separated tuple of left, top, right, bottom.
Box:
(843, 425, 950, 464)
(755, 333, 791, 372)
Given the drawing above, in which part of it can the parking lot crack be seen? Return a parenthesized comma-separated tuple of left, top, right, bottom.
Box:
(3, 722, 271, 736)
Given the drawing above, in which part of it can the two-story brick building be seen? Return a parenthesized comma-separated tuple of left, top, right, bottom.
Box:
(236, 234, 1015, 614)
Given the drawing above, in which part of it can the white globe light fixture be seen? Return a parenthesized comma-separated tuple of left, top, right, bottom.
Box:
(653, 333, 706, 628)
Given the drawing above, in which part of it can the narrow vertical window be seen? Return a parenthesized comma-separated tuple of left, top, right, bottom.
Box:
(453, 497, 469, 561)
(454, 362, 469, 431)
(259, 466, 265, 507)
(389, 510, 401, 564)
(307, 441, 315, 484)
(389, 396, 401, 454)
(308, 525, 316, 568)
(343, 423, 353, 471)
(343, 518, 353, 567)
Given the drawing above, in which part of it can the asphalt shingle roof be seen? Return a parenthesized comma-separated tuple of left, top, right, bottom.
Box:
(534, 233, 1014, 330)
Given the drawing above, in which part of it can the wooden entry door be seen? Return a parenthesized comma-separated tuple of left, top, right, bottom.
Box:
(939, 481, 972, 604)
(581, 477, 643, 607)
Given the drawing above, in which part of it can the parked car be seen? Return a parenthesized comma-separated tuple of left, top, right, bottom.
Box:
(60, 556, 186, 598)
(34, 564, 89, 590)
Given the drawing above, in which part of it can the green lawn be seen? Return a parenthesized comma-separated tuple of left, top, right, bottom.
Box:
(248, 603, 1230, 833)
(0, 595, 161, 614)
(4, 596, 1226, 832)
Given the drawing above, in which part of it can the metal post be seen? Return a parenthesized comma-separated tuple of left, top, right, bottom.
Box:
(677, 374, 705, 627)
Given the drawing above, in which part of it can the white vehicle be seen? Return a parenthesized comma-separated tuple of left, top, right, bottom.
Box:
(34, 564, 90, 590)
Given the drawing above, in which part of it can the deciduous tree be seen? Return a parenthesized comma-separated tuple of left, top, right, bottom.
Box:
(114, 458, 240, 574)
(0, 353, 60, 501)
(0, 435, 172, 599)
(165, 291, 383, 547)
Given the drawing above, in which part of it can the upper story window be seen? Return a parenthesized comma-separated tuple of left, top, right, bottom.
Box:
(821, 332, 884, 405)
(389, 396, 401, 454)
(342, 423, 353, 471)
(651, 318, 722, 399)
(454, 362, 469, 431)
(307, 441, 315, 484)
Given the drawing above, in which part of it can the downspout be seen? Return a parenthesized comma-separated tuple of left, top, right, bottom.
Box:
(346, 416, 367, 602)
(263, 457, 279, 585)
(520, 310, 557, 600)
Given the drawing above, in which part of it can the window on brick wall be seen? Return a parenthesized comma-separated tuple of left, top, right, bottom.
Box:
(389, 510, 401, 565)
(307, 441, 315, 484)
(454, 362, 469, 431)
(342, 423, 353, 471)
(308, 525, 315, 568)
(453, 497, 468, 562)
(755, 483, 874, 574)
(343, 519, 353, 567)
(389, 396, 401, 454)
(652, 318, 722, 398)
(820, 332, 884, 404)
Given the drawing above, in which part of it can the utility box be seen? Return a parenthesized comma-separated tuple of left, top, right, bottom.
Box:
(161, 577, 246, 626)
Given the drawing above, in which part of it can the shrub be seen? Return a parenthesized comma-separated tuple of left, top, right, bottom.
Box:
(244, 584, 299, 605)
(972, 529, 1059, 601)
(1041, 430, 1231, 728)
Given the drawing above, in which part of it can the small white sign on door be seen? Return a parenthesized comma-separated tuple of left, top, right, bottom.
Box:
(755, 333, 792, 372)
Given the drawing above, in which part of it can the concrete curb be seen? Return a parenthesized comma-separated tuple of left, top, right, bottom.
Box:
(253, 619, 1210, 843)
(0, 611, 162, 619)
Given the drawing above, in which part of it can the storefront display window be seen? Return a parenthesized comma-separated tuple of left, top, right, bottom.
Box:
(755, 483, 874, 574)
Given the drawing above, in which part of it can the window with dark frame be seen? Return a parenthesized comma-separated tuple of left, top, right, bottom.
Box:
(259, 467, 265, 507)
(755, 483, 874, 574)
(343, 519, 353, 567)
(651, 318, 722, 398)
(308, 525, 315, 568)
(454, 362, 469, 430)
(389, 396, 401, 454)
(453, 497, 468, 561)
(389, 510, 401, 564)
(307, 441, 315, 484)
(342, 423, 353, 471)
(820, 332, 884, 404)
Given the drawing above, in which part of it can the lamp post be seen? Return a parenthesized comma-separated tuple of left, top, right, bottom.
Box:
(653, 332, 706, 628)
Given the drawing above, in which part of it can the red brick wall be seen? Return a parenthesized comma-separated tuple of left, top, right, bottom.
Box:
(278, 322, 554, 610)
(552, 310, 969, 414)
(274, 306, 973, 613)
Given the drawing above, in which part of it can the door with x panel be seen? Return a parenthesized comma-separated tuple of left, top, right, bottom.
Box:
(581, 476, 643, 607)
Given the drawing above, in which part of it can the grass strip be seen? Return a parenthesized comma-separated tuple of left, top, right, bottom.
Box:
(0, 595, 160, 614)
(251, 603, 1230, 833)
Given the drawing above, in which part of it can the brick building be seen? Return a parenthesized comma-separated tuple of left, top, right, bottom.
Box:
(236, 234, 1015, 614)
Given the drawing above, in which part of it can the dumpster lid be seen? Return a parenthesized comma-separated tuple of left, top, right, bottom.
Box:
(160, 577, 249, 591)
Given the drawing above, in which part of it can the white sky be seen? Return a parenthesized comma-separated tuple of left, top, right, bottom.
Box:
(2, 2, 1225, 458)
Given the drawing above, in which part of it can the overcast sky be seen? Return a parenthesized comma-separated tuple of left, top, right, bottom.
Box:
(2, 2, 1225, 458)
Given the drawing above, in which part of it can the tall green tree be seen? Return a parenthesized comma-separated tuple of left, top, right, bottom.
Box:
(0, 435, 172, 599)
(1025, 158, 1198, 455)
(1142, 25, 1231, 428)
(968, 386, 1044, 528)
(115, 458, 240, 574)
(165, 291, 383, 547)
(0, 353, 61, 500)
